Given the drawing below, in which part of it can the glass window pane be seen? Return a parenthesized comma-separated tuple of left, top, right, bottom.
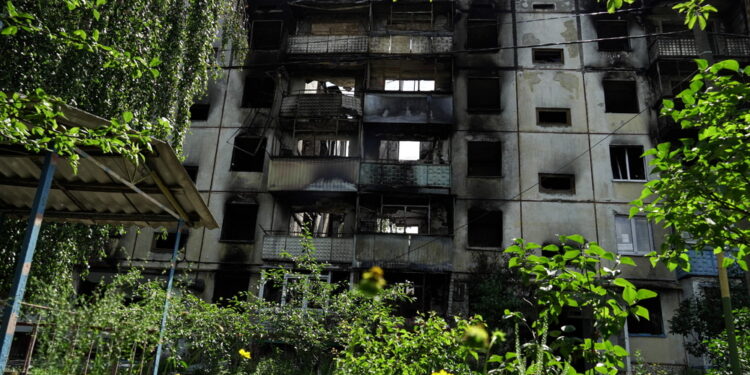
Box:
(627, 147, 645, 180)
(634, 217, 652, 253)
(402, 80, 417, 91)
(419, 80, 435, 91)
(385, 80, 400, 91)
(615, 215, 633, 252)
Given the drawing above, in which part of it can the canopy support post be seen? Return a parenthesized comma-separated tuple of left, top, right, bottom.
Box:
(0, 152, 58, 371)
(152, 218, 184, 375)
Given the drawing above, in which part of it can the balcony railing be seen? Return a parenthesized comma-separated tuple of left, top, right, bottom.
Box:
(649, 34, 750, 63)
(267, 157, 359, 191)
(355, 233, 452, 270)
(363, 92, 453, 124)
(359, 162, 450, 189)
(280, 93, 362, 118)
(286, 35, 452, 55)
(262, 234, 354, 263)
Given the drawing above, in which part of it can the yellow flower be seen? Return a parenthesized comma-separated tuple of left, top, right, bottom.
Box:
(358, 266, 387, 296)
(432, 370, 453, 375)
(238, 348, 251, 359)
(462, 324, 489, 350)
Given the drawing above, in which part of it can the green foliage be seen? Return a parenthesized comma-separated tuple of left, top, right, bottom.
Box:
(633, 59, 750, 272)
(598, 0, 715, 29)
(706, 308, 750, 375)
(670, 283, 750, 357)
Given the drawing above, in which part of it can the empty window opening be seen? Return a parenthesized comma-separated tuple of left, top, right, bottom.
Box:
(384, 79, 435, 92)
(603, 80, 638, 113)
(467, 77, 501, 110)
(610, 145, 645, 180)
(378, 204, 428, 234)
(297, 139, 350, 157)
(615, 215, 653, 254)
(251, 20, 283, 50)
(467, 20, 498, 49)
(536, 108, 571, 126)
(377, 139, 449, 164)
(468, 209, 503, 247)
(532, 3, 555, 10)
(242, 75, 275, 108)
(539, 174, 575, 194)
(220, 202, 258, 243)
(532, 48, 564, 64)
(213, 272, 251, 306)
(627, 295, 664, 335)
(152, 230, 189, 253)
(596, 20, 629, 52)
(467, 141, 502, 177)
(189, 103, 210, 121)
(289, 211, 346, 237)
(304, 80, 356, 96)
(230, 136, 266, 172)
(398, 141, 421, 161)
(358, 195, 450, 235)
(183, 165, 198, 183)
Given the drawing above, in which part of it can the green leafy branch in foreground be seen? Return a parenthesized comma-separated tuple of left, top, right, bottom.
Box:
(599, 0, 716, 29)
(632, 59, 750, 272)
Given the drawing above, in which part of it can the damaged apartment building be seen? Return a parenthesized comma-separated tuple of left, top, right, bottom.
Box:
(88, 0, 750, 371)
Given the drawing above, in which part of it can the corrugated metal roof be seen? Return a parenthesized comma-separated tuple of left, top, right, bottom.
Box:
(0, 106, 217, 229)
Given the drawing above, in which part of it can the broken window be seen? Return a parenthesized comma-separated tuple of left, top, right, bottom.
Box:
(384, 79, 435, 92)
(242, 75, 275, 108)
(539, 173, 575, 194)
(297, 139, 351, 157)
(467, 5, 498, 50)
(615, 215, 653, 254)
(189, 103, 210, 121)
(251, 20, 283, 50)
(610, 145, 645, 180)
(596, 20, 629, 52)
(220, 201, 258, 243)
(467, 77, 501, 111)
(152, 230, 189, 253)
(536, 108, 571, 126)
(213, 271, 250, 305)
(603, 80, 638, 113)
(468, 209, 503, 247)
(289, 211, 346, 237)
(532, 48, 564, 64)
(230, 136, 266, 172)
(627, 295, 664, 335)
(467, 141, 502, 177)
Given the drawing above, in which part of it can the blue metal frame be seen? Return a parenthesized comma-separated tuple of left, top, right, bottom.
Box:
(0, 152, 58, 371)
(152, 218, 184, 375)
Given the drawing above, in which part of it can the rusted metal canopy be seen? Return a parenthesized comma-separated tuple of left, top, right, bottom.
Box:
(0, 106, 217, 229)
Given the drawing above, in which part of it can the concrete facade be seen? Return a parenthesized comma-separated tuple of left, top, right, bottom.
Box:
(88, 0, 750, 371)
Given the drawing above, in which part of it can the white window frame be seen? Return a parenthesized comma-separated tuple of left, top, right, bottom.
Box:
(610, 145, 647, 182)
(258, 272, 332, 310)
(615, 215, 654, 255)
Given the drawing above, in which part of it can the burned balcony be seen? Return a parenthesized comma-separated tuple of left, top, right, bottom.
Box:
(648, 33, 750, 63)
(363, 92, 453, 124)
(360, 163, 450, 190)
(286, 35, 452, 55)
(280, 92, 362, 119)
(267, 157, 359, 192)
(287, 35, 369, 54)
(261, 233, 354, 263)
(369, 35, 453, 54)
(355, 234, 452, 271)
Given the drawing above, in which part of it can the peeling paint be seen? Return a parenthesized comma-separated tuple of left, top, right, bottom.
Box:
(553, 72, 580, 99)
(524, 71, 542, 93)
(521, 33, 540, 46)
(561, 20, 579, 58)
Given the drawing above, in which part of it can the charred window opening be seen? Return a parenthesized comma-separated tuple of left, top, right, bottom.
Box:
(152, 230, 189, 253)
(296, 139, 351, 157)
(532, 48, 564, 64)
(384, 79, 435, 92)
(532, 3, 555, 10)
(595, 20, 629, 52)
(628, 295, 664, 335)
(610, 145, 645, 180)
(251, 20, 283, 50)
(184, 165, 198, 183)
(189, 103, 210, 121)
(539, 174, 575, 194)
(467, 141, 502, 177)
(230, 136, 266, 172)
(467, 208, 502, 247)
(536, 108, 571, 126)
(467, 77, 501, 111)
(467, 5, 498, 50)
(220, 201, 258, 243)
(289, 211, 346, 237)
(242, 75, 275, 108)
(358, 195, 451, 235)
(213, 271, 251, 306)
(615, 215, 653, 254)
(603, 80, 638, 113)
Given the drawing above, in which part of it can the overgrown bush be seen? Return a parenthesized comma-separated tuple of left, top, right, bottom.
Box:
(705, 308, 750, 375)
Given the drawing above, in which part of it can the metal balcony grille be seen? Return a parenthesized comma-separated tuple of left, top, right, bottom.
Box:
(359, 163, 450, 188)
(287, 35, 368, 54)
(280, 94, 362, 118)
(262, 235, 354, 263)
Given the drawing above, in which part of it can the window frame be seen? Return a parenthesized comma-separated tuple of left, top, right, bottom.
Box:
(614, 214, 654, 255)
(602, 80, 639, 113)
(609, 145, 646, 182)
(466, 76, 502, 112)
(626, 295, 665, 336)
(230, 136, 266, 172)
(219, 201, 258, 243)
(467, 141, 502, 178)
(595, 20, 630, 52)
(538, 173, 576, 194)
(536, 107, 571, 126)
(467, 208, 503, 249)
(151, 230, 189, 253)
(532, 48, 565, 64)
